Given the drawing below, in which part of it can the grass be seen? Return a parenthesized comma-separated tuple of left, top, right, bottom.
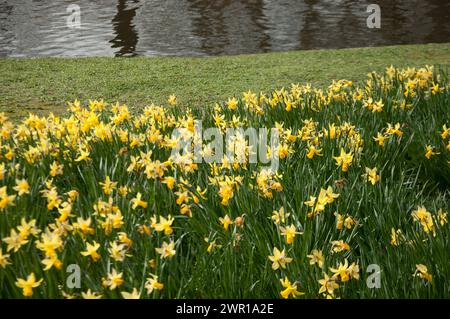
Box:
(0, 64, 449, 299)
(1, 43, 450, 119)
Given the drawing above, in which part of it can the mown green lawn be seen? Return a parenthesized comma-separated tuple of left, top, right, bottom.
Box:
(1, 43, 450, 119)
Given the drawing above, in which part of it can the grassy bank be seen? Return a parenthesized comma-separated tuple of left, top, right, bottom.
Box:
(0, 65, 449, 298)
(1, 43, 450, 118)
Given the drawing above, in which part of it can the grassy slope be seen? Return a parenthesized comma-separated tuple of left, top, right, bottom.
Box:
(0, 43, 450, 119)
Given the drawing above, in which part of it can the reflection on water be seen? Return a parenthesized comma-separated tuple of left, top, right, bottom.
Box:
(0, 0, 449, 57)
(110, 0, 140, 56)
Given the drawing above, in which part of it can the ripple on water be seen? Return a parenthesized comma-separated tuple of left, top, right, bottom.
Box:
(1, 0, 449, 57)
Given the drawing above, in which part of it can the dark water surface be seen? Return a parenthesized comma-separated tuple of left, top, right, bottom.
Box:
(1, 0, 450, 57)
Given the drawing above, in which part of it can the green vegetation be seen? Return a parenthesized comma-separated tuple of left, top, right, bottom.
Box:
(1, 43, 450, 119)
(0, 64, 449, 298)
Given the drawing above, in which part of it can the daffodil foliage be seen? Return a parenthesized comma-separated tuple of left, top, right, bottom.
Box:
(0, 66, 449, 298)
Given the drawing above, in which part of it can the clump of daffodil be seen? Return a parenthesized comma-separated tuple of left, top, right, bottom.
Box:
(0, 65, 448, 299)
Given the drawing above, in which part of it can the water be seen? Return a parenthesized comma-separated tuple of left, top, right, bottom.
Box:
(1, 0, 450, 57)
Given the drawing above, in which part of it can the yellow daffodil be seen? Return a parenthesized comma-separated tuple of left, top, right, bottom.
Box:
(35, 231, 63, 258)
(75, 148, 91, 162)
(329, 259, 350, 282)
(307, 249, 324, 268)
(304, 186, 339, 217)
(348, 262, 360, 280)
(145, 274, 164, 294)
(81, 289, 102, 299)
(306, 145, 323, 159)
(280, 277, 303, 299)
(364, 167, 380, 185)
(108, 241, 129, 262)
(411, 206, 435, 235)
(280, 224, 301, 245)
(226, 97, 238, 110)
(386, 123, 403, 137)
(437, 209, 448, 226)
(155, 240, 176, 259)
(3, 229, 28, 252)
(271, 207, 289, 225)
(105, 268, 124, 290)
(373, 132, 387, 147)
(333, 148, 353, 172)
(49, 161, 64, 177)
(99, 176, 117, 195)
(0, 186, 16, 209)
(121, 288, 141, 299)
(318, 273, 339, 296)
(17, 218, 40, 239)
(441, 124, 450, 140)
(152, 215, 175, 235)
(414, 264, 432, 283)
(73, 217, 95, 237)
(219, 214, 234, 231)
(131, 192, 148, 209)
(66, 190, 79, 202)
(13, 179, 30, 196)
(42, 255, 63, 271)
(15, 273, 43, 297)
(425, 145, 440, 159)
(390, 228, 402, 246)
(80, 240, 101, 262)
(168, 95, 177, 106)
(162, 176, 176, 190)
(268, 247, 292, 270)
(331, 240, 350, 253)
(204, 237, 222, 253)
(0, 249, 11, 268)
